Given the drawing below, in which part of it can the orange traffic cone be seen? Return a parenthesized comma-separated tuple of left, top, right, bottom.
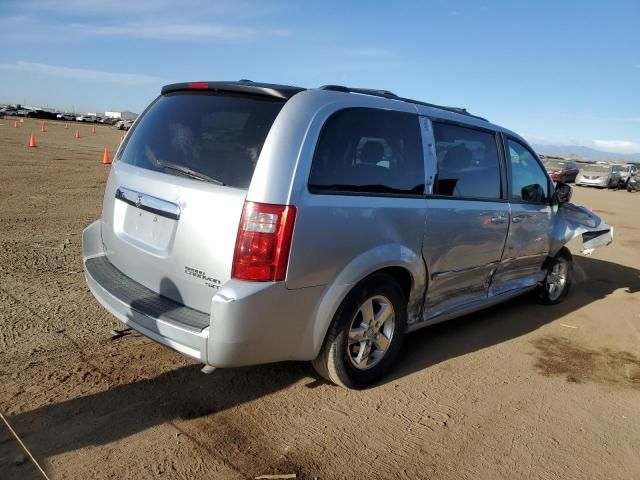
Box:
(29, 133, 37, 147)
(102, 147, 111, 165)
(64, 123, 69, 129)
(74, 130, 80, 138)
(41, 121, 47, 133)
(92, 126, 96, 134)
(14, 120, 19, 128)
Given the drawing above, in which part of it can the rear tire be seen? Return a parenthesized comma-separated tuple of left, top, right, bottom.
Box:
(537, 247, 572, 305)
(312, 274, 407, 389)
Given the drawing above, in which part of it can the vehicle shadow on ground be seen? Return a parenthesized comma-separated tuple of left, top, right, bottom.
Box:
(6, 256, 639, 466)
(390, 255, 640, 383)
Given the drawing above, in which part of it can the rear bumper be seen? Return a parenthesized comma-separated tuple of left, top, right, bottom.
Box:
(82, 221, 210, 362)
(82, 220, 325, 367)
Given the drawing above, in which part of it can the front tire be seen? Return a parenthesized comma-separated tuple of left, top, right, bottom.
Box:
(312, 274, 407, 389)
(537, 247, 572, 305)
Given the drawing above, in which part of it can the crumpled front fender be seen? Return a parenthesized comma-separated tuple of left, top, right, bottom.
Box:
(551, 203, 613, 257)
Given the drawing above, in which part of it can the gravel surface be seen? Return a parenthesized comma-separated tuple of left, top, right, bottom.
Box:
(1, 118, 639, 479)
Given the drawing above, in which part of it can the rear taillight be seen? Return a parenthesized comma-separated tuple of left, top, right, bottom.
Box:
(231, 202, 297, 282)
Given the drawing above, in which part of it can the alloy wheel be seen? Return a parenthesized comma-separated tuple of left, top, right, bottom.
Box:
(347, 295, 395, 370)
(545, 261, 568, 302)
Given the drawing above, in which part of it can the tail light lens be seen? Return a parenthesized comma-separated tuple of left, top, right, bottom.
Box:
(232, 202, 296, 282)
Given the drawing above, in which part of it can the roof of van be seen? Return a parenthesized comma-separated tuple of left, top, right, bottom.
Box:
(160, 80, 488, 121)
(159, 80, 541, 147)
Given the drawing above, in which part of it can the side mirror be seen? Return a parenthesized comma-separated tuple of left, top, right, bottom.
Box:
(554, 182, 572, 205)
(521, 184, 545, 203)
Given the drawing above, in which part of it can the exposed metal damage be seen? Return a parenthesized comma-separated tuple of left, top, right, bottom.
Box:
(551, 202, 613, 257)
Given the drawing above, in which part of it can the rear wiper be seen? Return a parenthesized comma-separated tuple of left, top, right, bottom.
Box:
(155, 160, 225, 186)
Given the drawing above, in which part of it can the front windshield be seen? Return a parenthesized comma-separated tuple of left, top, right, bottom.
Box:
(584, 164, 612, 174)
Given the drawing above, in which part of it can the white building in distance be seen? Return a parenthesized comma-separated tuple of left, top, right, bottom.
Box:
(105, 110, 138, 121)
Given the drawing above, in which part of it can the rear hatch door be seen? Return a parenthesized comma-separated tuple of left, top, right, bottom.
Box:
(101, 88, 286, 314)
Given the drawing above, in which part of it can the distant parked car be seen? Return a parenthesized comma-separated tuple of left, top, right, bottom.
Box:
(57, 113, 76, 121)
(76, 115, 98, 123)
(542, 159, 579, 183)
(627, 169, 639, 192)
(612, 164, 638, 189)
(27, 109, 57, 120)
(1, 109, 18, 116)
(116, 119, 134, 130)
(576, 164, 621, 189)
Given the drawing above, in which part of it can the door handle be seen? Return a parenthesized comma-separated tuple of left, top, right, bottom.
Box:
(512, 214, 529, 223)
(490, 214, 508, 224)
(115, 187, 181, 220)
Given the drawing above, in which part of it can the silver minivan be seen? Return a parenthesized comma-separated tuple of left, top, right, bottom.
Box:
(83, 81, 613, 388)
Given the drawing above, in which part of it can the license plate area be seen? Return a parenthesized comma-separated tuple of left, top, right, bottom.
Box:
(113, 193, 179, 256)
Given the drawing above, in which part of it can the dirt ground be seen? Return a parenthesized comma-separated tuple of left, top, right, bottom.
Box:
(1, 117, 639, 480)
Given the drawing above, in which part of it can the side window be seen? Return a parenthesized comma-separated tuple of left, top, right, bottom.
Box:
(308, 108, 424, 195)
(507, 139, 549, 204)
(432, 123, 502, 199)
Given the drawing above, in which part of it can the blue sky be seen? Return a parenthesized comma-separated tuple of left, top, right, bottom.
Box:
(1, 0, 638, 153)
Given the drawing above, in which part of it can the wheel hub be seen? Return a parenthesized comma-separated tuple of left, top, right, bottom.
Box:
(546, 260, 567, 301)
(347, 295, 395, 370)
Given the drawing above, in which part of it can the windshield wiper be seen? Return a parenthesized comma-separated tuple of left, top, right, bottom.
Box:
(155, 160, 225, 186)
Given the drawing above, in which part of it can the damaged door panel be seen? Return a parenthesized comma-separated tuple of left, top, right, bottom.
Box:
(550, 202, 613, 256)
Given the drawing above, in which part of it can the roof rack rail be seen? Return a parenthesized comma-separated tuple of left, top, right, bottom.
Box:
(319, 84, 488, 122)
(321, 85, 398, 98)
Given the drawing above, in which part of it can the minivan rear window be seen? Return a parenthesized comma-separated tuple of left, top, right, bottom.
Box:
(118, 91, 285, 189)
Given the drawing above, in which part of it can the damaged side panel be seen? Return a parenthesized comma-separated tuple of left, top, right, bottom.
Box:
(551, 203, 613, 257)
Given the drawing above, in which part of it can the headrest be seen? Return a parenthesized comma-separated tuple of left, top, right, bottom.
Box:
(360, 141, 384, 165)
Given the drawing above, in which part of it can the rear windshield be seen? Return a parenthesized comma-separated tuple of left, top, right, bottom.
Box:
(118, 91, 285, 188)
